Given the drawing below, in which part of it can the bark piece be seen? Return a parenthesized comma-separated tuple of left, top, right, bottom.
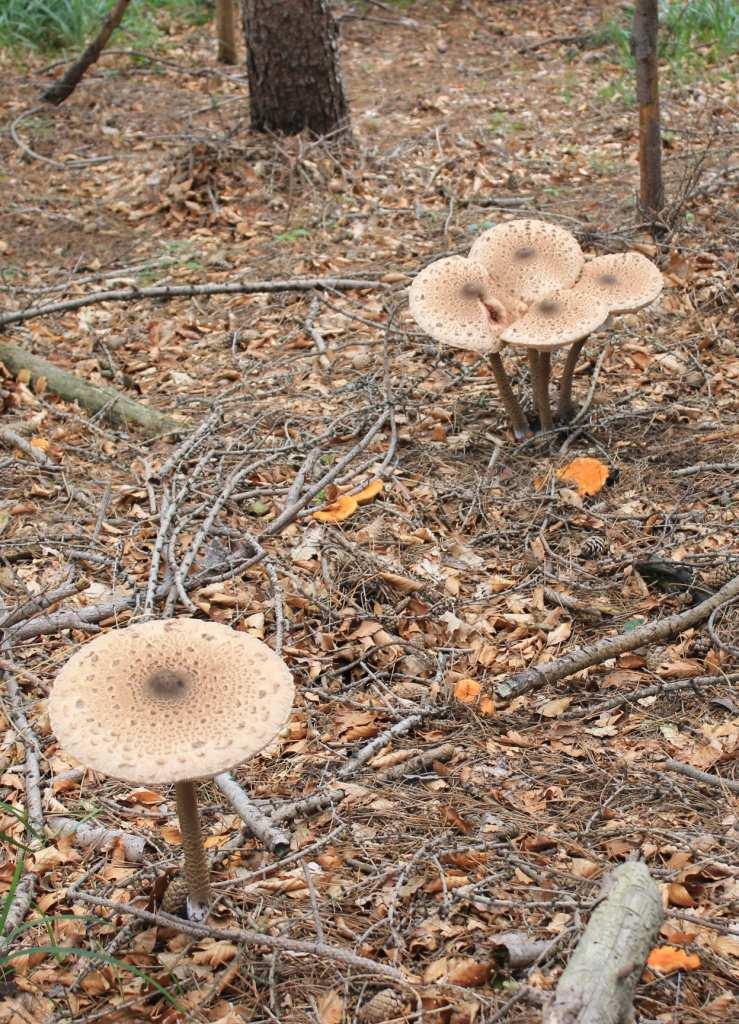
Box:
(0, 343, 181, 436)
(242, 0, 350, 137)
(42, 0, 133, 106)
(543, 862, 663, 1024)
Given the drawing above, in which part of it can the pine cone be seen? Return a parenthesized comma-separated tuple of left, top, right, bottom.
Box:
(358, 989, 407, 1023)
(161, 877, 189, 917)
(645, 646, 668, 672)
(704, 563, 739, 591)
(579, 536, 608, 560)
(690, 635, 713, 657)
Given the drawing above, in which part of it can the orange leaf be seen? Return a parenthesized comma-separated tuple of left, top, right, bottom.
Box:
(556, 457, 609, 497)
(353, 479, 384, 504)
(667, 882, 695, 908)
(647, 945, 701, 972)
(479, 696, 495, 716)
(454, 678, 481, 703)
(312, 494, 359, 523)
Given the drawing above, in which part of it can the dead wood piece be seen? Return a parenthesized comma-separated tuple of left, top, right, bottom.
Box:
(492, 931, 553, 970)
(47, 816, 146, 862)
(41, 0, 133, 105)
(0, 427, 57, 467)
(543, 862, 663, 1024)
(0, 875, 36, 955)
(663, 759, 739, 794)
(0, 343, 181, 436)
(214, 772, 291, 856)
(270, 789, 345, 825)
(497, 573, 739, 700)
(542, 587, 605, 621)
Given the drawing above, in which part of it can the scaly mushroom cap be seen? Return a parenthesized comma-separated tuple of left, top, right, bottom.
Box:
(469, 219, 584, 304)
(408, 255, 521, 354)
(49, 618, 294, 786)
(500, 289, 610, 350)
(573, 252, 663, 314)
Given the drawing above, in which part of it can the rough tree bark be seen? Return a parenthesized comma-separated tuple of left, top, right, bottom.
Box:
(216, 0, 238, 64)
(631, 0, 664, 221)
(41, 0, 133, 105)
(241, 0, 350, 138)
(543, 862, 663, 1024)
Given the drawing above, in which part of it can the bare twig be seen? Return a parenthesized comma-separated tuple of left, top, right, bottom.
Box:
(662, 759, 739, 794)
(214, 773, 291, 856)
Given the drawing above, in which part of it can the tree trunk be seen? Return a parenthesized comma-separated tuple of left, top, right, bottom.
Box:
(41, 0, 133, 105)
(241, 0, 350, 138)
(631, 0, 664, 221)
(216, 0, 238, 64)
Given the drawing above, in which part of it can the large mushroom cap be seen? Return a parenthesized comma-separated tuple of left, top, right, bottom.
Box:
(49, 618, 294, 786)
(573, 252, 663, 314)
(500, 289, 610, 350)
(408, 255, 521, 354)
(469, 219, 584, 304)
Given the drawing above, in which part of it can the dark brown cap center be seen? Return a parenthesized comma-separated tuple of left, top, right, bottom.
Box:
(538, 299, 560, 315)
(147, 669, 190, 699)
(514, 246, 537, 261)
(596, 273, 619, 287)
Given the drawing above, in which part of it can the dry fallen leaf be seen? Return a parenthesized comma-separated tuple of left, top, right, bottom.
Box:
(647, 945, 701, 972)
(556, 457, 610, 497)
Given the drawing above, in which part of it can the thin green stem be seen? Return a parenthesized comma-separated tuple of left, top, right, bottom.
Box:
(489, 351, 531, 440)
(528, 350, 553, 431)
(557, 338, 587, 422)
(175, 781, 210, 922)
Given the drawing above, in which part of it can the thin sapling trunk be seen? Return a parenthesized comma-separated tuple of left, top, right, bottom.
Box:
(632, 0, 664, 222)
(216, 0, 238, 64)
(175, 781, 210, 921)
(489, 352, 531, 440)
(556, 338, 587, 422)
(528, 350, 553, 431)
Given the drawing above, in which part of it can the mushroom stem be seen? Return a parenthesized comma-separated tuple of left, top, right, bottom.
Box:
(489, 351, 531, 440)
(528, 349, 553, 431)
(175, 781, 210, 921)
(556, 338, 587, 422)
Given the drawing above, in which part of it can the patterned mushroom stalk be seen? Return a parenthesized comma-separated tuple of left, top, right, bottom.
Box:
(49, 618, 294, 922)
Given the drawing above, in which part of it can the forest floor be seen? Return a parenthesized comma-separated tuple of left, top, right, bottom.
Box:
(0, 2, 737, 1022)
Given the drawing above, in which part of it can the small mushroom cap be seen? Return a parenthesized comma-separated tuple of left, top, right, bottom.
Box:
(409, 255, 521, 354)
(469, 219, 584, 304)
(49, 619, 294, 786)
(574, 252, 663, 313)
(500, 289, 610, 350)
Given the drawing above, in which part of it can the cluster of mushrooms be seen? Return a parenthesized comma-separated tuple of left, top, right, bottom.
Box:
(50, 618, 294, 922)
(409, 218, 664, 438)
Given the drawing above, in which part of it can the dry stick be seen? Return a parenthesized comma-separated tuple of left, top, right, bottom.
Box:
(214, 774, 290, 856)
(707, 598, 739, 658)
(563, 671, 739, 720)
(46, 817, 146, 862)
(556, 338, 586, 422)
(74, 892, 407, 984)
(571, 343, 610, 425)
(528, 350, 554, 431)
(147, 407, 223, 483)
(674, 461, 739, 477)
(489, 352, 531, 440)
(0, 426, 57, 467)
(337, 713, 424, 780)
(41, 0, 133, 105)
(496, 573, 739, 700)
(304, 296, 331, 369)
(0, 278, 389, 330)
(0, 343, 181, 435)
(663, 759, 739, 794)
(0, 575, 88, 630)
(0, 876, 36, 955)
(543, 862, 663, 1024)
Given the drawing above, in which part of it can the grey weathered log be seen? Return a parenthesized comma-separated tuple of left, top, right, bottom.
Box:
(543, 862, 663, 1024)
(0, 343, 182, 435)
(497, 573, 739, 700)
(47, 816, 146, 862)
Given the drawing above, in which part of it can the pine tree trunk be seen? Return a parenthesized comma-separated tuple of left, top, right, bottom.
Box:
(216, 0, 238, 64)
(632, 0, 664, 220)
(241, 0, 350, 138)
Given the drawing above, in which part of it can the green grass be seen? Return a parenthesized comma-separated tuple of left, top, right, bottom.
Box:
(0, 0, 209, 54)
(599, 0, 739, 77)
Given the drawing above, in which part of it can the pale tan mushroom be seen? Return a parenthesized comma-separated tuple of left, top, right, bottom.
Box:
(556, 252, 664, 420)
(409, 256, 532, 439)
(501, 291, 610, 430)
(50, 618, 294, 922)
(469, 219, 584, 305)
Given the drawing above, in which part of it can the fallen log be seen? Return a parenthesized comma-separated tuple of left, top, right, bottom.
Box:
(0, 343, 182, 435)
(543, 862, 663, 1024)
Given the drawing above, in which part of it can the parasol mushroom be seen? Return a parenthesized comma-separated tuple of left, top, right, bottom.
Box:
(49, 617, 294, 922)
(500, 290, 610, 430)
(408, 255, 532, 439)
(556, 252, 664, 421)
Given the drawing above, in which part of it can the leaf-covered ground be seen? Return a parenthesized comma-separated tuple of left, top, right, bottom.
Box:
(0, 2, 737, 1022)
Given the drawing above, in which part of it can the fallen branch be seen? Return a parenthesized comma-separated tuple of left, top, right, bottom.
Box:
(543, 862, 663, 1024)
(74, 892, 407, 984)
(0, 343, 182, 435)
(41, 0, 133, 105)
(338, 714, 424, 779)
(46, 816, 146, 862)
(662, 759, 739, 794)
(214, 773, 291, 856)
(563, 671, 739, 719)
(0, 876, 36, 955)
(0, 277, 389, 330)
(674, 461, 739, 477)
(496, 573, 739, 700)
